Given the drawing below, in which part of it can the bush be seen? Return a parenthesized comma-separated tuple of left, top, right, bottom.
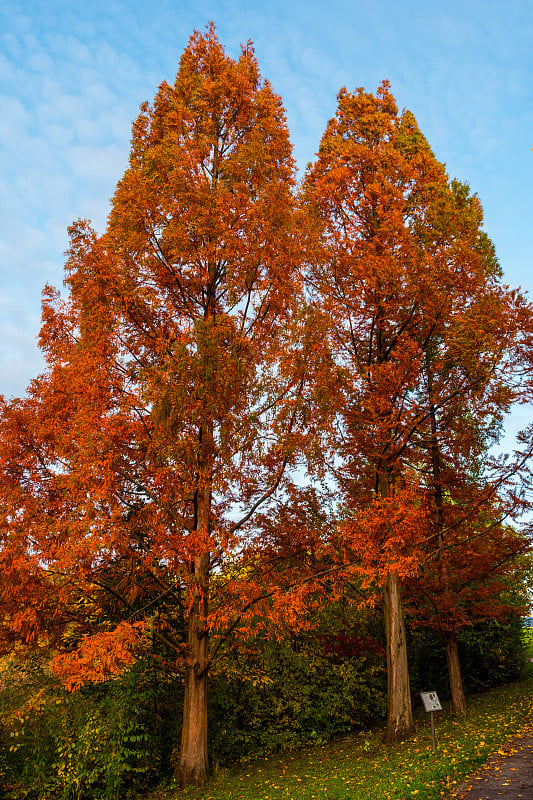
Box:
(458, 617, 525, 692)
(1, 610, 526, 796)
(207, 611, 387, 766)
(408, 616, 526, 707)
(0, 652, 181, 800)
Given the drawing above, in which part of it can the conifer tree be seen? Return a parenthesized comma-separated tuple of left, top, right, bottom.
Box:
(0, 25, 315, 786)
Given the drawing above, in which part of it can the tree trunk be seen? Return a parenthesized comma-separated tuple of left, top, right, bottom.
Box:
(444, 630, 466, 715)
(177, 479, 211, 787)
(377, 465, 414, 743)
(177, 602, 209, 786)
(384, 569, 414, 742)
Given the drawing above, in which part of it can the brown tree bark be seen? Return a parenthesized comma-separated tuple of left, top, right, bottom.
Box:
(445, 630, 467, 715)
(177, 479, 211, 786)
(384, 569, 414, 742)
(177, 609, 209, 787)
(177, 551, 210, 786)
(379, 468, 414, 742)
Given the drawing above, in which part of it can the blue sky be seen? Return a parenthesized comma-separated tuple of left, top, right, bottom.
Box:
(1, 0, 532, 426)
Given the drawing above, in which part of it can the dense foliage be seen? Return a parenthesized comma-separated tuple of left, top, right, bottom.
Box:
(0, 610, 527, 799)
(0, 24, 532, 796)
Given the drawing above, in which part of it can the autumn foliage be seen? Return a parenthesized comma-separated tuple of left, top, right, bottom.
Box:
(302, 81, 531, 735)
(0, 24, 532, 791)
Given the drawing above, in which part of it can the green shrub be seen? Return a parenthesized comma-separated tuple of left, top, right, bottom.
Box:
(408, 627, 450, 702)
(408, 617, 526, 706)
(458, 617, 525, 692)
(0, 653, 181, 800)
(1, 609, 526, 796)
(208, 615, 387, 766)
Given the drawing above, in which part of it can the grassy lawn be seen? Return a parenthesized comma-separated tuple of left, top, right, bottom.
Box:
(150, 668, 533, 800)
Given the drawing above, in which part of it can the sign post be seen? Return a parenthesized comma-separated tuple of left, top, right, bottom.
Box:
(420, 692, 442, 753)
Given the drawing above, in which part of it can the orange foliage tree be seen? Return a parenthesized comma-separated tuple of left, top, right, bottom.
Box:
(407, 369, 531, 714)
(1, 35, 532, 784)
(0, 26, 323, 787)
(304, 82, 532, 740)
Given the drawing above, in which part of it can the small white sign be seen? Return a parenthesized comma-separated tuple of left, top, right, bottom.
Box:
(420, 691, 442, 712)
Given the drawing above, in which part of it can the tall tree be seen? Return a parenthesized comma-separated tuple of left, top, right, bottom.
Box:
(304, 82, 447, 741)
(409, 176, 533, 712)
(304, 83, 531, 741)
(0, 25, 317, 786)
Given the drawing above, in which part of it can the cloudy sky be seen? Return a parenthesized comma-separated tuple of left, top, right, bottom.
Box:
(1, 0, 531, 428)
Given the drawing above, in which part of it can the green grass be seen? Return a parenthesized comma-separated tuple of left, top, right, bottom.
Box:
(149, 675, 533, 800)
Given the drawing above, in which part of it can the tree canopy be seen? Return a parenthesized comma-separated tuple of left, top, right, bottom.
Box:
(0, 25, 532, 789)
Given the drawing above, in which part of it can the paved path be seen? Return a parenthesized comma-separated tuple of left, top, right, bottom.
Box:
(449, 733, 533, 800)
